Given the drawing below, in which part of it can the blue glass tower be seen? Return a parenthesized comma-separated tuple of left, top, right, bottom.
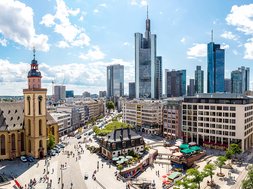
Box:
(207, 42, 225, 93)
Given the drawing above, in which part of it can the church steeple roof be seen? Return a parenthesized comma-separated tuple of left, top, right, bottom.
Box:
(28, 47, 41, 78)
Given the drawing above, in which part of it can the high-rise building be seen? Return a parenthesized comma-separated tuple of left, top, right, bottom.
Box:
(207, 41, 225, 93)
(66, 90, 74, 98)
(129, 82, 135, 99)
(83, 91, 91, 98)
(224, 78, 231, 93)
(54, 85, 66, 102)
(195, 66, 204, 93)
(165, 69, 186, 97)
(135, 8, 162, 99)
(99, 91, 106, 98)
(107, 64, 124, 97)
(231, 66, 250, 94)
(187, 79, 195, 96)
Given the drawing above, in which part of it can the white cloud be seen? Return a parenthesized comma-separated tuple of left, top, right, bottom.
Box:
(187, 43, 206, 59)
(0, 38, 7, 46)
(0, 58, 133, 96)
(244, 38, 253, 59)
(220, 31, 238, 40)
(0, 0, 49, 51)
(130, 0, 148, 7)
(123, 42, 130, 46)
(40, 0, 90, 48)
(221, 43, 229, 49)
(180, 37, 186, 43)
(79, 16, 84, 21)
(79, 46, 105, 61)
(232, 49, 238, 55)
(99, 3, 107, 7)
(226, 4, 253, 35)
(56, 40, 70, 48)
(93, 9, 99, 13)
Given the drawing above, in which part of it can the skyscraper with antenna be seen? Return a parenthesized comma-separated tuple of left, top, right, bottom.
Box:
(135, 6, 162, 99)
(207, 30, 225, 93)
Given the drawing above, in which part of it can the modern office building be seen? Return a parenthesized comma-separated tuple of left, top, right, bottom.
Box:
(163, 98, 183, 140)
(135, 9, 162, 99)
(231, 66, 250, 94)
(99, 91, 107, 98)
(122, 100, 163, 134)
(54, 85, 66, 102)
(187, 79, 195, 96)
(66, 90, 74, 98)
(195, 66, 204, 93)
(182, 93, 253, 151)
(165, 69, 186, 97)
(224, 78, 231, 93)
(107, 64, 124, 97)
(129, 82, 136, 99)
(207, 41, 225, 93)
(82, 91, 91, 98)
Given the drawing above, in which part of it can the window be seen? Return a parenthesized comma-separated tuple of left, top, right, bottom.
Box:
(39, 119, 42, 136)
(39, 140, 43, 148)
(112, 143, 116, 150)
(122, 141, 126, 148)
(131, 140, 135, 146)
(28, 140, 31, 153)
(21, 132, 25, 151)
(11, 134, 15, 150)
(28, 119, 31, 136)
(38, 96, 43, 115)
(27, 96, 31, 115)
(230, 107, 236, 111)
(0, 135, 5, 155)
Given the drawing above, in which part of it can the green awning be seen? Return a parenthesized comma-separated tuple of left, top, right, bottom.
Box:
(181, 148, 193, 154)
(126, 156, 133, 159)
(168, 172, 182, 180)
(190, 146, 201, 151)
(112, 157, 119, 161)
(179, 144, 189, 149)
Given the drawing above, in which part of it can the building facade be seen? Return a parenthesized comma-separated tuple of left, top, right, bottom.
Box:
(122, 100, 163, 134)
(224, 78, 231, 93)
(135, 10, 162, 99)
(99, 91, 107, 98)
(165, 69, 186, 97)
(207, 42, 225, 93)
(83, 91, 91, 98)
(195, 66, 204, 94)
(187, 79, 195, 96)
(129, 82, 136, 99)
(182, 94, 253, 151)
(231, 66, 250, 94)
(163, 98, 183, 140)
(107, 64, 124, 97)
(54, 85, 66, 102)
(66, 90, 74, 98)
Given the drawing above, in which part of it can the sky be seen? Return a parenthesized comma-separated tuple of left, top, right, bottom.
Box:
(0, 0, 253, 96)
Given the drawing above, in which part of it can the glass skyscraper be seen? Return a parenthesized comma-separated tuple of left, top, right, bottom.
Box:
(129, 82, 135, 99)
(207, 42, 225, 93)
(107, 64, 124, 97)
(231, 66, 250, 94)
(195, 66, 204, 93)
(165, 69, 186, 97)
(135, 9, 162, 99)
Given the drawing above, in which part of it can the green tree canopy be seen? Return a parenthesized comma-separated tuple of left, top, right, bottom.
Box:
(242, 166, 253, 189)
(47, 134, 55, 150)
(106, 101, 115, 112)
(228, 143, 242, 159)
(203, 163, 216, 183)
(215, 156, 227, 175)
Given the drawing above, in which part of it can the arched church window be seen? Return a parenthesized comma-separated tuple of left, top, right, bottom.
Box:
(39, 119, 42, 136)
(0, 135, 5, 155)
(38, 96, 43, 115)
(11, 133, 15, 150)
(21, 132, 25, 151)
(27, 96, 31, 115)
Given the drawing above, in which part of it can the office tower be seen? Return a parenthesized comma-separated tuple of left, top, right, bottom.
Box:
(83, 91, 91, 98)
(54, 85, 66, 102)
(187, 79, 195, 96)
(165, 69, 186, 97)
(195, 66, 204, 93)
(224, 78, 231, 93)
(129, 82, 136, 99)
(231, 66, 250, 94)
(207, 37, 225, 93)
(66, 90, 74, 98)
(135, 8, 162, 99)
(99, 91, 106, 98)
(107, 64, 124, 97)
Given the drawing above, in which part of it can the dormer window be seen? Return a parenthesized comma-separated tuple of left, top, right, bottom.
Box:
(112, 143, 116, 150)
(122, 141, 126, 148)
(131, 140, 135, 146)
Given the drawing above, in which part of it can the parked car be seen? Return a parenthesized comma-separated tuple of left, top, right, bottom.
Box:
(76, 134, 81, 139)
(48, 150, 56, 156)
(20, 156, 27, 162)
(58, 143, 65, 148)
(84, 172, 88, 180)
(26, 156, 35, 162)
(53, 147, 61, 153)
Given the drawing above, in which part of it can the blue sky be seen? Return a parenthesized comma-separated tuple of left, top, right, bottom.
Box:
(0, 0, 253, 95)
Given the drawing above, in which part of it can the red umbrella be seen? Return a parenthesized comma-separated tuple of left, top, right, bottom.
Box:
(162, 175, 167, 178)
(14, 180, 21, 188)
(162, 180, 167, 184)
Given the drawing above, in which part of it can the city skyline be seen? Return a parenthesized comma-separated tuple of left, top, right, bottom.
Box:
(0, 0, 253, 95)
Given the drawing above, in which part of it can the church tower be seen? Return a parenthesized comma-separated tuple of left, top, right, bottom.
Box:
(23, 48, 47, 158)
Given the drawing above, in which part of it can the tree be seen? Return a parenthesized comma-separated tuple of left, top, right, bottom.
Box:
(242, 166, 253, 189)
(47, 134, 55, 150)
(215, 156, 227, 176)
(93, 126, 100, 134)
(117, 164, 123, 173)
(203, 163, 216, 183)
(175, 168, 206, 189)
(228, 143, 242, 160)
(106, 101, 115, 113)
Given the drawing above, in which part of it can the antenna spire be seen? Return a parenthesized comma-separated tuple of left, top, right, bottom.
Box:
(147, 5, 149, 19)
(33, 46, 36, 60)
(211, 30, 213, 42)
